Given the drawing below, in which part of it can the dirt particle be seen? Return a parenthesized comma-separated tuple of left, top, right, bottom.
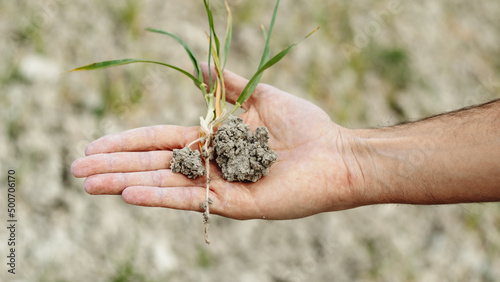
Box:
(214, 116, 277, 182)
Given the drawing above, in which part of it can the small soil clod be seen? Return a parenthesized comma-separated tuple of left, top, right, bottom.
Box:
(171, 147, 206, 179)
(214, 116, 277, 182)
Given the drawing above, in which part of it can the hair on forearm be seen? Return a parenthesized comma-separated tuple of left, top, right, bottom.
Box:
(392, 98, 500, 127)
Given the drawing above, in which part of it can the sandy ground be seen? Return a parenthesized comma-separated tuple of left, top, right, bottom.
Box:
(1, 0, 499, 281)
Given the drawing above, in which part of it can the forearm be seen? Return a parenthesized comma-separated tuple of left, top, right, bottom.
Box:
(354, 99, 500, 205)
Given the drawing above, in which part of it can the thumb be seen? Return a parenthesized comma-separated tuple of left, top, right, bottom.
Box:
(199, 62, 255, 110)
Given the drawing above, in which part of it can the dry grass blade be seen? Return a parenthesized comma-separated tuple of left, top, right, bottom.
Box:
(208, 37, 225, 115)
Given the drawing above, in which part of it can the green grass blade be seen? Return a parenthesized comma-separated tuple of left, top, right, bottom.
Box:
(145, 28, 203, 82)
(233, 0, 279, 108)
(69, 59, 204, 88)
(203, 0, 220, 55)
(258, 0, 280, 69)
(233, 27, 320, 110)
(69, 59, 139, 71)
(207, 31, 214, 91)
(223, 0, 232, 69)
(260, 24, 268, 41)
(203, 0, 219, 92)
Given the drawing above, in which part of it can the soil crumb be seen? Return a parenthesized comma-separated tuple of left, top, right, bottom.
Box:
(171, 147, 205, 179)
(214, 116, 277, 182)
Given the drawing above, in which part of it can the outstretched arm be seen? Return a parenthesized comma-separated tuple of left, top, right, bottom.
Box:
(355, 99, 500, 206)
(71, 64, 500, 220)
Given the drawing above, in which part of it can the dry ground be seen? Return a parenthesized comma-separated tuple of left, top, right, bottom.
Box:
(1, 0, 499, 281)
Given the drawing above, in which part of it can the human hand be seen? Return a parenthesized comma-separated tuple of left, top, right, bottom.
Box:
(71, 63, 366, 220)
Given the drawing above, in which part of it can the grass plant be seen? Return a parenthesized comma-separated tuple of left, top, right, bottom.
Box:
(71, 0, 317, 244)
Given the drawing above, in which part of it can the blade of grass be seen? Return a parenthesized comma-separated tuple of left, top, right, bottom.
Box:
(69, 59, 205, 88)
(223, 0, 232, 70)
(145, 28, 203, 83)
(208, 38, 223, 84)
(203, 0, 220, 92)
(231, 27, 320, 112)
(258, 0, 280, 69)
(260, 24, 268, 42)
(229, 0, 279, 114)
(225, 0, 280, 113)
(207, 30, 214, 92)
(208, 36, 225, 116)
(203, 0, 220, 55)
(215, 75, 222, 118)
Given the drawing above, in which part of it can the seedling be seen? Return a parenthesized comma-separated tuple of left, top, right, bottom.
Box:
(71, 0, 318, 244)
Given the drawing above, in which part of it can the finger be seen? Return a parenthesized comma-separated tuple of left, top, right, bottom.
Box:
(84, 169, 204, 195)
(200, 62, 261, 110)
(122, 186, 219, 213)
(71, 151, 172, 178)
(85, 125, 199, 156)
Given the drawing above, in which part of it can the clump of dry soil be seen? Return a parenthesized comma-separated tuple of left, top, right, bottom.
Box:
(170, 116, 277, 182)
(214, 116, 277, 182)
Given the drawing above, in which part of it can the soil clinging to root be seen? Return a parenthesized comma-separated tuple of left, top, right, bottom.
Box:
(171, 116, 277, 182)
(171, 147, 205, 179)
(214, 116, 277, 182)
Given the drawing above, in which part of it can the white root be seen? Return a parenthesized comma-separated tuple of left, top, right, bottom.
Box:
(202, 133, 213, 245)
(194, 111, 228, 244)
(186, 137, 205, 149)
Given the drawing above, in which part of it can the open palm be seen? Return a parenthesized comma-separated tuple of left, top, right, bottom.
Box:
(72, 64, 362, 220)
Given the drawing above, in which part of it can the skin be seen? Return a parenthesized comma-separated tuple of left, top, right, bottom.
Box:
(72, 63, 500, 220)
(355, 99, 500, 206)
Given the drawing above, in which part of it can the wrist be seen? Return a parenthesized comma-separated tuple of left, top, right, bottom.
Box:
(347, 128, 418, 206)
(331, 127, 386, 208)
(339, 129, 384, 207)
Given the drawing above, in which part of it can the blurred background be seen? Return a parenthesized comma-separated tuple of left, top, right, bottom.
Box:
(1, 0, 500, 281)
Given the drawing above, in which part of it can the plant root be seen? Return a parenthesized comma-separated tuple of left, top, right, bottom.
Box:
(201, 136, 214, 245)
(174, 115, 275, 244)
